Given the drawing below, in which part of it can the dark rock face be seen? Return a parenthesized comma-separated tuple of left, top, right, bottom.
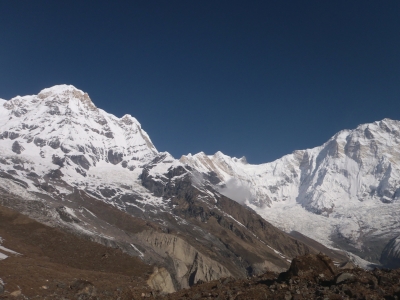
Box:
(94, 114, 107, 125)
(119, 193, 144, 203)
(52, 154, 65, 167)
(27, 172, 39, 178)
(150, 153, 168, 165)
(0, 158, 9, 165)
(69, 155, 91, 170)
(141, 165, 193, 198)
(381, 235, 400, 268)
(47, 105, 61, 115)
(60, 144, 71, 153)
(104, 131, 114, 139)
(47, 169, 63, 179)
(99, 188, 117, 198)
(11, 141, 24, 154)
(167, 166, 187, 179)
(48, 138, 60, 149)
(13, 164, 24, 171)
(8, 132, 19, 140)
(204, 171, 221, 185)
(140, 168, 168, 197)
(34, 137, 46, 147)
(107, 150, 123, 165)
(39, 183, 57, 193)
(75, 168, 87, 177)
(0, 171, 28, 188)
(0, 131, 20, 140)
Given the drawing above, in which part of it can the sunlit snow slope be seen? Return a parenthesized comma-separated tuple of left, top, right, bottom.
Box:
(0, 85, 163, 198)
(181, 119, 400, 264)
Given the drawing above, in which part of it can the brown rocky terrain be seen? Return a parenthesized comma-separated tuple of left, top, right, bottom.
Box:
(0, 204, 154, 299)
(160, 253, 400, 300)
(1, 202, 399, 299)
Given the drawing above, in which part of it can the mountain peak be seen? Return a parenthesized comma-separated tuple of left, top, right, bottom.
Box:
(37, 84, 96, 110)
(39, 84, 82, 94)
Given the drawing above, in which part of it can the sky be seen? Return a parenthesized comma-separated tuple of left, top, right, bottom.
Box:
(1, 1, 399, 164)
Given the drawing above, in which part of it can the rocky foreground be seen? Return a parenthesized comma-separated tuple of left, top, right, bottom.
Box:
(159, 253, 400, 300)
(2, 253, 392, 300)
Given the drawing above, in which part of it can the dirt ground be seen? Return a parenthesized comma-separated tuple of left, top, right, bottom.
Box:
(2, 203, 400, 299)
(0, 204, 154, 299)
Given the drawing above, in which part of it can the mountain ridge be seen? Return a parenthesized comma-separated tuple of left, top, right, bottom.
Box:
(182, 118, 400, 266)
(0, 85, 335, 292)
(2, 85, 399, 271)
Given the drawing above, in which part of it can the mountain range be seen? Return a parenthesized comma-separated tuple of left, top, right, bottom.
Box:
(181, 118, 400, 267)
(0, 85, 399, 294)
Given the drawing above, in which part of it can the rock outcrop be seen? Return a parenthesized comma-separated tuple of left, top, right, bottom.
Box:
(147, 267, 176, 294)
(141, 231, 232, 289)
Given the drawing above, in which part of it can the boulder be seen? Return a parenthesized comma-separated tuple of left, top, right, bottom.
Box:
(147, 267, 176, 294)
(281, 253, 337, 281)
(335, 272, 355, 284)
(70, 279, 96, 297)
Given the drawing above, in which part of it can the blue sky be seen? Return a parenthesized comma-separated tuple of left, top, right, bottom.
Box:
(1, 1, 399, 163)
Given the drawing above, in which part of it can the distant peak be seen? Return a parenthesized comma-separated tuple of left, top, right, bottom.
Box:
(237, 156, 247, 164)
(185, 152, 205, 158)
(214, 151, 225, 157)
(381, 118, 394, 122)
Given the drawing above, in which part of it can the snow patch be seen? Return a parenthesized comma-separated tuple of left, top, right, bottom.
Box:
(130, 243, 144, 258)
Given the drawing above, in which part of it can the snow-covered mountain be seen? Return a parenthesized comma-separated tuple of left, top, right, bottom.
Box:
(0, 84, 157, 185)
(0, 85, 328, 291)
(181, 119, 400, 265)
(3, 84, 399, 273)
